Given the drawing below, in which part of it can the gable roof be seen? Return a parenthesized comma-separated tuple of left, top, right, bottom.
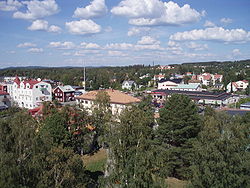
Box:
(122, 80, 135, 86)
(158, 78, 182, 84)
(76, 89, 141, 105)
(56, 85, 75, 93)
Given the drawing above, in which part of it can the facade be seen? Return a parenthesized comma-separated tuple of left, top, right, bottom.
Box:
(11, 76, 52, 109)
(0, 91, 11, 110)
(122, 80, 137, 90)
(226, 80, 249, 93)
(54, 85, 75, 102)
(153, 74, 165, 81)
(151, 89, 235, 106)
(170, 83, 202, 91)
(0, 83, 7, 93)
(76, 89, 141, 115)
(191, 73, 223, 86)
(240, 102, 250, 110)
(157, 79, 183, 90)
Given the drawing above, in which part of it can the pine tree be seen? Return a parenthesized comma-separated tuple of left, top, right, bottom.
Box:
(190, 112, 250, 188)
(156, 94, 201, 179)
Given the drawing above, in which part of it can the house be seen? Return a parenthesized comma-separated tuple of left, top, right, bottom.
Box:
(226, 80, 249, 93)
(76, 89, 141, 115)
(122, 80, 137, 90)
(10, 76, 52, 109)
(151, 89, 236, 106)
(191, 73, 223, 86)
(53, 85, 75, 102)
(157, 65, 174, 70)
(153, 73, 165, 81)
(0, 91, 11, 110)
(171, 83, 202, 91)
(157, 78, 183, 90)
(240, 102, 250, 110)
(0, 83, 7, 93)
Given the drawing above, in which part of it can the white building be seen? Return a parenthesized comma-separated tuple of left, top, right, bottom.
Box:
(122, 80, 137, 90)
(157, 79, 183, 90)
(226, 80, 249, 93)
(11, 76, 52, 109)
(191, 73, 223, 86)
(76, 89, 141, 115)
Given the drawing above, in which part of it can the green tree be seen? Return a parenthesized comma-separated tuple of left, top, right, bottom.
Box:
(40, 112, 71, 147)
(0, 111, 43, 187)
(38, 147, 92, 188)
(105, 106, 164, 187)
(190, 113, 250, 188)
(156, 94, 201, 179)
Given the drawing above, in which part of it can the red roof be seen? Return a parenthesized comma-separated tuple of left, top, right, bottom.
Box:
(214, 74, 223, 79)
(242, 80, 249, 83)
(0, 91, 9, 95)
(23, 80, 40, 89)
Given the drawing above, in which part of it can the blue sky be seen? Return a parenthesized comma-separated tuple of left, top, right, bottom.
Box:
(0, 0, 250, 68)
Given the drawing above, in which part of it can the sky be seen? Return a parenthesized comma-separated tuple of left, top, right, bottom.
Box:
(0, 0, 250, 68)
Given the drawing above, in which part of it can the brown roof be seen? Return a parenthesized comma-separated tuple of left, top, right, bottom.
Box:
(76, 89, 141, 104)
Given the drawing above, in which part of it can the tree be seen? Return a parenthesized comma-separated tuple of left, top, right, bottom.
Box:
(40, 112, 71, 147)
(190, 112, 250, 188)
(38, 147, 92, 188)
(156, 94, 201, 179)
(105, 106, 164, 187)
(0, 111, 43, 187)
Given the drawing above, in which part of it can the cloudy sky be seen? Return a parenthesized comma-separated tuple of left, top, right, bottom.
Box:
(0, 0, 249, 68)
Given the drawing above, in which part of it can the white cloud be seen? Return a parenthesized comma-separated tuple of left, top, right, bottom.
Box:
(80, 42, 101, 49)
(28, 19, 48, 31)
(186, 42, 208, 51)
(220, 18, 232, 25)
(0, 0, 22, 11)
(137, 36, 160, 45)
(17, 42, 36, 48)
(13, 0, 59, 20)
(112, 0, 202, 26)
(170, 27, 250, 43)
(28, 19, 61, 33)
(232, 49, 241, 56)
(27, 48, 43, 53)
(105, 43, 134, 50)
(135, 44, 163, 50)
(73, 0, 107, 19)
(48, 41, 76, 49)
(127, 27, 150, 36)
(48, 25, 62, 33)
(65, 19, 101, 35)
(108, 50, 127, 56)
(204, 20, 216, 27)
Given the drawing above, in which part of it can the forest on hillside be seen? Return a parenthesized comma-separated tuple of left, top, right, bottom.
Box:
(1, 60, 250, 91)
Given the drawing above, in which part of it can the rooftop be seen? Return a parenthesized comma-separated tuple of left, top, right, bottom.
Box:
(76, 89, 141, 105)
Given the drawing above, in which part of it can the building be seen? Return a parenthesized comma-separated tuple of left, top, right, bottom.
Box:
(156, 65, 174, 70)
(157, 78, 183, 90)
(11, 76, 52, 109)
(226, 80, 249, 93)
(0, 83, 7, 93)
(151, 89, 235, 106)
(122, 80, 137, 90)
(240, 102, 250, 110)
(76, 89, 141, 115)
(53, 85, 75, 102)
(0, 91, 11, 110)
(191, 73, 223, 86)
(170, 83, 202, 91)
(153, 73, 165, 81)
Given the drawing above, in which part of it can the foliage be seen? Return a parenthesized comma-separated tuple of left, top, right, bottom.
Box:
(156, 94, 201, 179)
(190, 112, 250, 188)
(105, 106, 165, 187)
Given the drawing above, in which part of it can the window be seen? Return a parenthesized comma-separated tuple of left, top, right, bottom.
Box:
(36, 86, 38, 88)
(85, 100, 88, 104)
(36, 97, 38, 101)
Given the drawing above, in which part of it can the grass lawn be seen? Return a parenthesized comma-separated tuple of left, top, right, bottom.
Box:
(83, 149, 107, 172)
(166, 177, 188, 188)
